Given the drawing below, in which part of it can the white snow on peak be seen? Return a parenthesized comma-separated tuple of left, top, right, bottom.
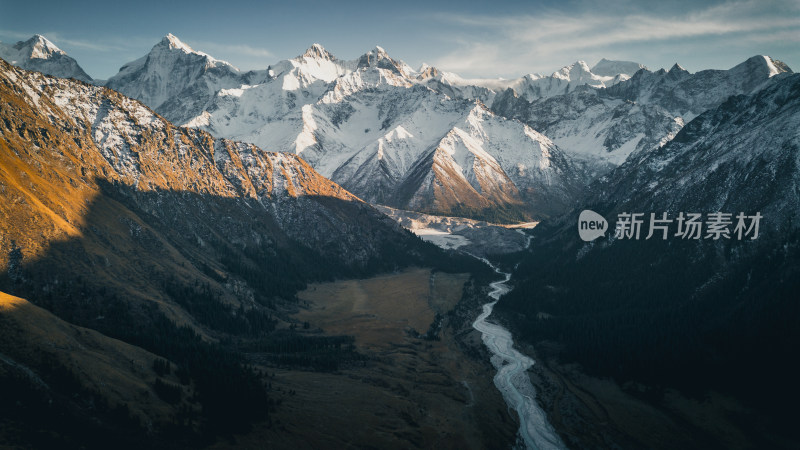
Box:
(0, 34, 65, 62)
(104, 33, 243, 110)
(571, 61, 592, 75)
(762, 56, 782, 77)
(301, 43, 335, 61)
(355, 46, 415, 76)
(725, 55, 792, 87)
(553, 61, 601, 85)
(156, 33, 236, 68)
(290, 51, 348, 83)
(423, 58, 645, 105)
(669, 63, 688, 73)
(0, 34, 92, 82)
(27, 35, 66, 59)
(162, 33, 194, 53)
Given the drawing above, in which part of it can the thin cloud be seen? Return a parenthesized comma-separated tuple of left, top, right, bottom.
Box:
(0, 29, 35, 42)
(174, 40, 274, 71)
(42, 32, 126, 52)
(429, 0, 800, 77)
(1, 28, 152, 53)
(199, 43, 273, 58)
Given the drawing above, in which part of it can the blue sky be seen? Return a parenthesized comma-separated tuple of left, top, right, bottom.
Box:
(1, 0, 798, 80)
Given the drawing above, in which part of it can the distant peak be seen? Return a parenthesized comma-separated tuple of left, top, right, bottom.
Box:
(15, 34, 65, 59)
(553, 60, 593, 80)
(300, 43, 334, 60)
(356, 45, 409, 76)
(573, 61, 592, 74)
(139, 34, 236, 70)
(417, 63, 439, 79)
(669, 63, 688, 73)
(159, 33, 194, 53)
(358, 45, 391, 65)
(734, 55, 793, 78)
(361, 45, 389, 59)
(558, 60, 590, 71)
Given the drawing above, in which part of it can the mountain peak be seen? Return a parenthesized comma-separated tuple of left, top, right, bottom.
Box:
(754, 55, 792, 76)
(552, 61, 593, 81)
(669, 63, 688, 73)
(417, 63, 439, 79)
(159, 33, 194, 53)
(361, 45, 390, 60)
(573, 60, 592, 74)
(730, 55, 793, 80)
(0, 34, 92, 82)
(146, 34, 235, 70)
(15, 34, 65, 59)
(356, 45, 410, 76)
(104, 33, 238, 110)
(300, 43, 334, 60)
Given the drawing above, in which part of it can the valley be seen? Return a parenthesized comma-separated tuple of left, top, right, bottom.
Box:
(211, 268, 518, 449)
(376, 205, 535, 256)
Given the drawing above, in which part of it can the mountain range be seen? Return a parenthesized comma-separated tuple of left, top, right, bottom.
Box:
(1, 34, 791, 221)
(496, 69, 800, 448)
(104, 37, 592, 220)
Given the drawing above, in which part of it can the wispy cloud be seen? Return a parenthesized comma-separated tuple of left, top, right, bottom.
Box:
(0, 29, 35, 42)
(1, 28, 154, 53)
(429, 0, 800, 77)
(197, 43, 273, 59)
(188, 41, 274, 69)
(40, 32, 127, 52)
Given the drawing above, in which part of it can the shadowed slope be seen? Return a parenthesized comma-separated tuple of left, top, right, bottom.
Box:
(0, 57, 490, 446)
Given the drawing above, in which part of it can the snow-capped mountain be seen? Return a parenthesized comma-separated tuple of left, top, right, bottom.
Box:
(0, 34, 92, 82)
(498, 72, 800, 450)
(198, 54, 586, 218)
(107, 36, 588, 220)
(102, 35, 792, 220)
(104, 34, 249, 122)
(420, 58, 644, 106)
(492, 56, 792, 167)
(598, 70, 800, 222)
(604, 55, 791, 119)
